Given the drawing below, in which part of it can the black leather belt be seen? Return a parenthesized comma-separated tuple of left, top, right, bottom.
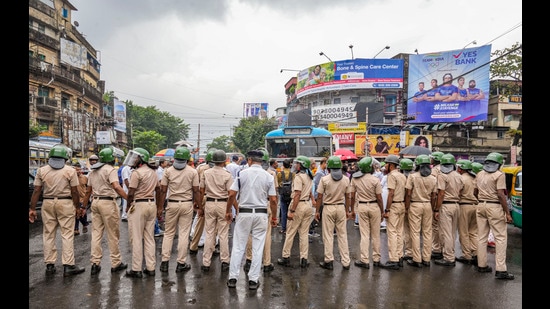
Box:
(206, 197, 228, 202)
(135, 198, 154, 203)
(442, 201, 458, 204)
(299, 199, 310, 202)
(411, 200, 429, 203)
(239, 208, 267, 213)
(168, 199, 192, 203)
(459, 202, 475, 205)
(479, 200, 499, 203)
(324, 203, 344, 206)
(359, 200, 377, 203)
(392, 201, 404, 203)
(43, 196, 71, 199)
(94, 196, 115, 200)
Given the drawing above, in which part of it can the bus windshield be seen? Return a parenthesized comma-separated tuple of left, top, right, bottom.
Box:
(265, 126, 332, 160)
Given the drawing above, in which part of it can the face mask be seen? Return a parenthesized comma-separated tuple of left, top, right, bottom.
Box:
(48, 157, 66, 169)
(402, 170, 411, 177)
(440, 164, 454, 174)
(419, 164, 432, 177)
(483, 161, 500, 173)
(173, 159, 187, 170)
(330, 169, 343, 180)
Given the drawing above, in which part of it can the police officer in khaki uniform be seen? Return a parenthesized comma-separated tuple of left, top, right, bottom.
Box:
(474, 152, 514, 280)
(430, 151, 444, 260)
(243, 149, 278, 273)
(158, 146, 199, 273)
(405, 154, 438, 268)
(398, 158, 415, 262)
(455, 159, 479, 265)
(29, 144, 86, 276)
(349, 156, 384, 269)
(124, 147, 162, 278)
(201, 149, 234, 272)
(83, 147, 128, 275)
(315, 156, 352, 270)
(277, 156, 315, 268)
(380, 155, 408, 270)
(433, 153, 464, 267)
(189, 149, 216, 254)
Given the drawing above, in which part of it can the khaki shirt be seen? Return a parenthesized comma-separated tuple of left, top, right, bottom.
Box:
(387, 169, 407, 202)
(34, 164, 79, 197)
(293, 172, 313, 201)
(201, 166, 233, 199)
(87, 164, 119, 198)
(459, 172, 478, 204)
(405, 172, 437, 202)
(436, 170, 464, 202)
(161, 165, 199, 201)
(129, 165, 158, 199)
(350, 173, 382, 202)
(317, 174, 351, 204)
(476, 170, 506, 201)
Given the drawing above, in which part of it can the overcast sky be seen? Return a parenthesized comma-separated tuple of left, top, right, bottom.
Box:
(69, 0, 522, 148)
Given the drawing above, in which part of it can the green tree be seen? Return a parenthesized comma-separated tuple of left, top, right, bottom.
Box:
(231, 116, 277, 152)
(208, 135, 238, 152)
(29, 120, 47, 138)
(490, 42, 522, 147)
(132, 130, 166, 156)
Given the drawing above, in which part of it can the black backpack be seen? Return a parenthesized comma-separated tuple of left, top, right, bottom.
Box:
(279, 170, 293, 203)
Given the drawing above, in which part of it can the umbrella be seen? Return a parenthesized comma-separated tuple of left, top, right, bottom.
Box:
(399, 145, 432, 156)
(154, 148, 175, 157)
(333, 148, 358, 161)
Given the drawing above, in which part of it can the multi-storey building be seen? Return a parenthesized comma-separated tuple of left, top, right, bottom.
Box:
(29, 0, 126, 171)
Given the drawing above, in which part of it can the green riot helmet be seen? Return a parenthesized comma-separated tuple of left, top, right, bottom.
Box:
(485, 152, 503, 165)
(295, 155, 311, 169)
(49, 145, 69, 159)
(99, 147, 115, 163)
(456, 159, 472, 171)
(399, 158, 414, 171)
(326, 156, 343, 169)
(385, 154, 400, 166)
(415, 154, 431, 165)
(205, 148, 217, 163)
(440, 154, 456, 165)
(174, 146, 191, 160)
(358, 156, 374, 173)
(471, 162, 484, 174)
(260, 149, 270, 162)
(211, 149, 227, 163)
(430, 151, 444, 163)
(123, 147, 149, 167)
(133, 147, 150, 162)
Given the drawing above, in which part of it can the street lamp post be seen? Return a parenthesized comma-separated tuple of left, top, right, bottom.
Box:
(373, 45, 390, 58)
(319, 51, 333, 62)
(462, 40, 477, 49)
(349, 44, 354, 60)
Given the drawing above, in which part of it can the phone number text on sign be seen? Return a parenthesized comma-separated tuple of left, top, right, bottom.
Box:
(316, 111, 357, 121)
(312, 103, 357, 122)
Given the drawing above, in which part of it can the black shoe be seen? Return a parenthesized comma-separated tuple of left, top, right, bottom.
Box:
(431, 252, 443, 259)
(300, 258, 309, 268)
(319, 261, 333, 270)
(111, 263, 128, 273)
(495, 271, 515, 280)
(277, 257, 290, 267)
(213, 244, 220, 256)
(263, 264, 274, 272)
(125, 270, 143, 278)
(398, 257, 404, 267)
(406, 260, 423, 268)
(63, 265, 85, 277)
(243, 259, 252, 272)
(189, 249, 198, 255)
(249, 280, 260, 290)
(45, 264, 56, 275)
(476, 265, 493, 273)
(380, 261, 400, 270)
(176, 263, 191, 273)
(221, 262, 230, 272)
(160, 261, 169, 272)
(91, 263, 101, 275)
(402, 255, 413, 261)
(227, 278, 237, 288)
(421, 260, 431, 267)
(456, 256, 472, 264)
(354, 260, 370, 269)
(201, 265, 210, 272)
(372, 261, 381, 267)
(143, 269, 155, 276)
(343, 264, 350, 270)
(471, 256, 478, 267)
(434, 259, 456, 267)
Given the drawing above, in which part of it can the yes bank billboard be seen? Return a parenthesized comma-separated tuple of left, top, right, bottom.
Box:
(296, 59, 404, 99)
(407, 45, 491, 123)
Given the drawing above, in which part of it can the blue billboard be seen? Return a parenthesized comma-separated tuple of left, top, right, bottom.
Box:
(407, 45, 491, 123)
(296, 59, 404, 99)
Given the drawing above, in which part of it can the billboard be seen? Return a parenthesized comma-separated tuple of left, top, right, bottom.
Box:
(113, 99, 127, 133)
(296, 59, 404, 98)
(366, 134, 433, 156)
(60, 38, 87, 69)
(407, 45, 491, 123)
(243, 103, 268, 119)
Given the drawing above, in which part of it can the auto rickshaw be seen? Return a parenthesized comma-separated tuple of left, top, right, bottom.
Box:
(501, 166, 522, 229)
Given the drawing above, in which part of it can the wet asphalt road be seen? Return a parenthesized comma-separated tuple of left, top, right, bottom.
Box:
(29, 210, 522, 308)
